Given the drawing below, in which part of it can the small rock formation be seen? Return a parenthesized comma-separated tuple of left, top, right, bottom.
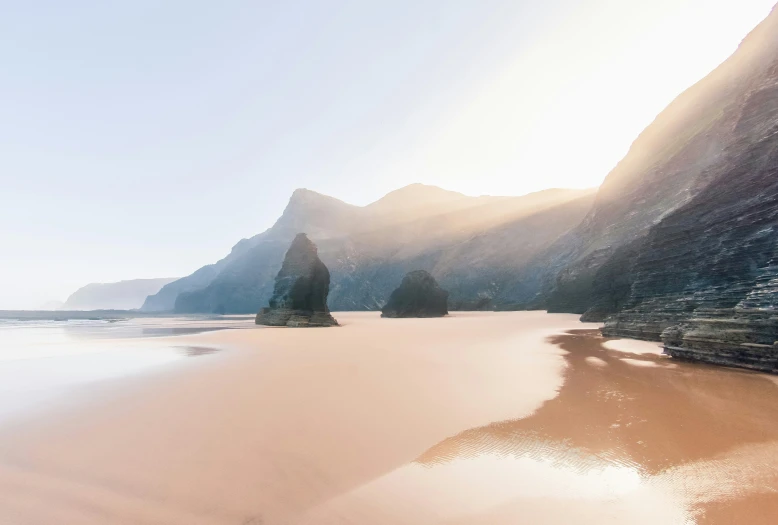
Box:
(659, 309, 778, 373)
(255, 233, 338, 327)
(381, 270, 449, 318)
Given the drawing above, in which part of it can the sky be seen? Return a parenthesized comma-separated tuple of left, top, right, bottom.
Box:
(0, 0, 775, 308)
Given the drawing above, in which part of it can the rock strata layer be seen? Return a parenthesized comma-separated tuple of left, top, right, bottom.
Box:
(255, 233, 338, 327)
(600, 63, 778, 371)
(544, 3, 778, 320)
(381, 270, 449, 318)
(660, 309, 778, 372)
(571, 5, 778, 372)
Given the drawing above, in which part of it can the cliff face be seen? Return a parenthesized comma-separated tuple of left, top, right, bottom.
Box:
(152, 185, 594, 314)
(590, 6, 778, 372)
(601, 109, 778, 370)
(544, 4, 778, 315)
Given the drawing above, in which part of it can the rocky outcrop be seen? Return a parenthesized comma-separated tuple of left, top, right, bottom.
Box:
(544, 3, 778, 315)
(381, 271, 448, 318)
(255, 233, 338, 327)
(660, 309, 778, 372)
(597, 6, 778, 371)
(601, 126, 778, 370)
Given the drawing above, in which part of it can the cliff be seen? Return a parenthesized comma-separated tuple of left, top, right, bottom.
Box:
(589, 5, 778, 372)
(601, 106, 778, 370)
(544, 3, 778, 316)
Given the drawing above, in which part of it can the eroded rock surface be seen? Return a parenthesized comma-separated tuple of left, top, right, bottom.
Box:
(545, 4, 778, 318)
(659, 309, 778, 372)
(255, 233, 338, 327)
(381, 271, 449, 318)
(600, 41, 778, 371)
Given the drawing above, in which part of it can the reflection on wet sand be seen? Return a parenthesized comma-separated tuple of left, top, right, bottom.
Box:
(178, 345, 222, 357)
(412, 330, 778, 524)
(62, 317, 254, 340)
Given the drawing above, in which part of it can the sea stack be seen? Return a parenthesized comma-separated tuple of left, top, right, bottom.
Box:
(255, 233, 338, 327)
(381, 270, 449, 318)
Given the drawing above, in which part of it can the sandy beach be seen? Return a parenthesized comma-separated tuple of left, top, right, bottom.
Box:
(0, 312, 777, 524)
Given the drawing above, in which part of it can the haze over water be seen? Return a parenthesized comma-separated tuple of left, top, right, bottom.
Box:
(0, 313, 776, 523)
(0, 317, 246, 423)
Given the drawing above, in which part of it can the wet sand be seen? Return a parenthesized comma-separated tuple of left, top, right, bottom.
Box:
(0, 312, 776, 524)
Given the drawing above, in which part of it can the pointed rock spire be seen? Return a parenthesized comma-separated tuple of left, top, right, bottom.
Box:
(255, 233, 339, 327)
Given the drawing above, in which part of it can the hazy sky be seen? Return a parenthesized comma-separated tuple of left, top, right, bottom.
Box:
(1, 0, 775, 308)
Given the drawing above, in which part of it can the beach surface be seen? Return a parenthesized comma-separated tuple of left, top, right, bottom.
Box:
(0, 312, 777, 524)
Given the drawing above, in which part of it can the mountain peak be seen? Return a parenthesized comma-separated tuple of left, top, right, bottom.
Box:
(270, 189, 363, 240)
(289, 187, 329, 202)
(283, 188, 355, 213)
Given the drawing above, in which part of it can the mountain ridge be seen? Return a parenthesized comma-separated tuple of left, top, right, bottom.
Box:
(143, 185, 595, 313)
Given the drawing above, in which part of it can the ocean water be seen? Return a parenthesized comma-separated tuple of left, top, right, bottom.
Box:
(0, 317, 250, 423)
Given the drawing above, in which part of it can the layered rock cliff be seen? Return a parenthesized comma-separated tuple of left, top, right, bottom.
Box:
(544, 3, 778, 316)
(601, 111, 778, 370)
(589, 5, 778, 372)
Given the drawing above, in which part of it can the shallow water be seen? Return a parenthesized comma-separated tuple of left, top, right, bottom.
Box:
(0, 317, 250, 422)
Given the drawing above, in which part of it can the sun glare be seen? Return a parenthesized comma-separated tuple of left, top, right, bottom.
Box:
(411, 0, 775, 197)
